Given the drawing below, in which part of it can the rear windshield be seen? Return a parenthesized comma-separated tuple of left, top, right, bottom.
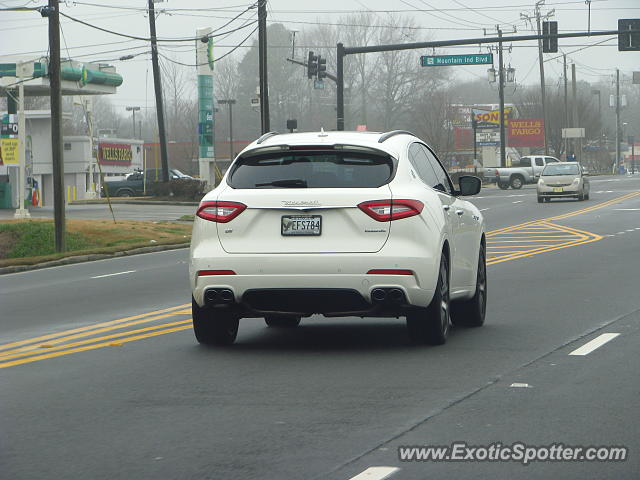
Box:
(542, 164, 579, 176)
(228, 151, 395, 189)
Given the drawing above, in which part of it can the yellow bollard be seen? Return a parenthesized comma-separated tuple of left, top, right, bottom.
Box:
(66, 186, 70, 204)
(73, 186, 77, 201)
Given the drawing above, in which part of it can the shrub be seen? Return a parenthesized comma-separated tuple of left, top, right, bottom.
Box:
(169, 179, 206, 200)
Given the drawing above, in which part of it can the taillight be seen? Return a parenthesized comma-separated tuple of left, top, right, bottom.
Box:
(196, 201, 246, 223)
(197, 270, 236, 276)
(367, 269, 414, 275)
(357, 199, 424, 222)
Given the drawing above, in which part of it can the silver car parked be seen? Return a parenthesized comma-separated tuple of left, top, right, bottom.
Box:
(537, 162, 590, 203)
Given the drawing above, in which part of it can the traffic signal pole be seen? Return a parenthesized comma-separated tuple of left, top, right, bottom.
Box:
(337, 43, 345, 131)
(334, 27, 639, 132)
(498, 28, 506, 169)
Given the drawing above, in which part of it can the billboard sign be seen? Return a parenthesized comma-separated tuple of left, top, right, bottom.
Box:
(508, 119, 545, 147)
(472, 107, 513, 129)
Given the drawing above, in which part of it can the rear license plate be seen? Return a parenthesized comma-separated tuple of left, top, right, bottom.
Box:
(281, 215, 322, 236)
(553, 187, 564, 193)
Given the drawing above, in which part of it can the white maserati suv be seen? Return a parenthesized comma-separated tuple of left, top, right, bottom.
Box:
(189, 130, 486, 345)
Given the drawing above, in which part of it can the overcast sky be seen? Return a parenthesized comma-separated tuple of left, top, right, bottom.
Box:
(1, 0, 638, 111)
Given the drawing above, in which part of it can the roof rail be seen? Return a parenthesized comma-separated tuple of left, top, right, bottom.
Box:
(256, 131, 280, 144)
(378, 130, 415, 143)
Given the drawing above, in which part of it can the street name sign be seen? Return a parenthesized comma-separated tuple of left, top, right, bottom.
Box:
(421, 53, 493, 67)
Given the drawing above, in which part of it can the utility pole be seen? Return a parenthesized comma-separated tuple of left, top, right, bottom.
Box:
(563, 54, 569, 156)
(498, 27, 506, 168)
(615, 68, 621, 174)
(571, 63, 578, 160)
(258, 0, 270, 133)
(148, 0, 169, 183)
(46, 0, 65, 251)
(534, 2, 550, 154)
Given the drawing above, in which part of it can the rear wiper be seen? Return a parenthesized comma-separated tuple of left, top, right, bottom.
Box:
(255, 179, 308, 188)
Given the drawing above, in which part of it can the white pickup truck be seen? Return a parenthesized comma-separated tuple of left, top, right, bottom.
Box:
(485, 155, 561, 189)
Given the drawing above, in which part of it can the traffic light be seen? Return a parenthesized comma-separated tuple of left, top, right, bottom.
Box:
(542, 21, 558, 53)
(317, 56, 327, 79)
(618, 19, 640, 51)
(307, 51, 318, 79)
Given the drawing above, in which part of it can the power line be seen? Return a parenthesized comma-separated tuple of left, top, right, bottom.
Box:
(58, 10, 258, 42)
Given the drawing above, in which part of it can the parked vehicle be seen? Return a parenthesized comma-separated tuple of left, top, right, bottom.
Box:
(537, 162, 590, 202)
(102, 169, 196, 197)
(485, 155, 561, 189)
(189, 130, 487, 346)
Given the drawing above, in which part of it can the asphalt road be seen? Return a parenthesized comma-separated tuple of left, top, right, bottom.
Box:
(1, 175, 640, 480)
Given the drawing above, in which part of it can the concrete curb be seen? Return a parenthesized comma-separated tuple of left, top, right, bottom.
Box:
(70, 199, 199, 206)
(0, 243, 190, 275)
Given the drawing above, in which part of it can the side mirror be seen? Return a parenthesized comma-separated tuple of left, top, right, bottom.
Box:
(458, 175, 482, 196)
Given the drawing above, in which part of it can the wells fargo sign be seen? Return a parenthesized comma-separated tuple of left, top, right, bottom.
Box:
(472, 107, 513, 129)
(98, 143, 132, 166)
(508, 118, 545, 147)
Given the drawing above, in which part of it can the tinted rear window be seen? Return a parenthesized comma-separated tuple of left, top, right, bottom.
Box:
(228, 151, 394, 189)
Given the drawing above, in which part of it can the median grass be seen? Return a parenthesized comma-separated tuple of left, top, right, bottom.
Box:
(0, 219, 192, 267)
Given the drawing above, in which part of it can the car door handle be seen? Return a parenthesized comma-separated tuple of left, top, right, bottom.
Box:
(456, 209, 464, 216)
(443, 205, 451, 211)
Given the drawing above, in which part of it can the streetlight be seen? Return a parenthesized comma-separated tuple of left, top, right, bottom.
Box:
(217, 99, 236, 161)
(592, 89, 602, 147)
(125, 106, 140, 139)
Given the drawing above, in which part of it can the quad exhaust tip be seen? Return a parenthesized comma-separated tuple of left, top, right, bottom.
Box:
(205, 288, 235, 305)
(371, 287, 406, 305)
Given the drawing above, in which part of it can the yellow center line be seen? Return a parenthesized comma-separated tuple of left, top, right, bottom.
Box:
(0, 324, 193, 369)
(486, 192, 640, 237)
(0, 319, 192, 363)
(0, 310, 191, 359)
(0, 303, 190, 353)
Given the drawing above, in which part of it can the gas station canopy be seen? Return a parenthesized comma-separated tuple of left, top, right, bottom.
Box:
(0, 57, 123, 96)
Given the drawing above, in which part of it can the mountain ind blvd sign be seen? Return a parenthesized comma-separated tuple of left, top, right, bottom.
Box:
(421, 53, 493, 67)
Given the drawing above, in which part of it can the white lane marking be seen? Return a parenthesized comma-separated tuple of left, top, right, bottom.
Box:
(348, 467, 400, 480)
(615, 208, 640, 211)
(627, 229, 635, 232)
(596, 190, 614, 193)
(512, 201, 523, 204)
(91, 270, 137, 279)
(479, 208, 490, 212)
(510, 383, 532, 388)
(569, 333, 620, 356)
(617, 232, 625, 235)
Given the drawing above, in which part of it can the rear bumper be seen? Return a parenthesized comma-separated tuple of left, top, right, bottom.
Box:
(537, 186, 580, 197)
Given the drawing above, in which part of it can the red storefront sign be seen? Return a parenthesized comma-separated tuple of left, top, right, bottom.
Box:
(98, 143, 133, 166)
(508, 119, 545, 147)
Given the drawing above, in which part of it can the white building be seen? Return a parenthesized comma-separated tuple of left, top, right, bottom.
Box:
(0, 110, 142, 207)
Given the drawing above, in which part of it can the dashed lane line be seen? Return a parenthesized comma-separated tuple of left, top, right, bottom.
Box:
(569, 333, 620, 356)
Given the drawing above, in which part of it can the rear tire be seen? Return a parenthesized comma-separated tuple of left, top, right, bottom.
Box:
(451, 245, 487, 328)
(116, 189, 133, 197)
(407, 254, 450, 345)
(537, 196, 543, 203)
(265, 316, 301, 328)
(510, 175, 524, 189)
(192, 297, 239, 345)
